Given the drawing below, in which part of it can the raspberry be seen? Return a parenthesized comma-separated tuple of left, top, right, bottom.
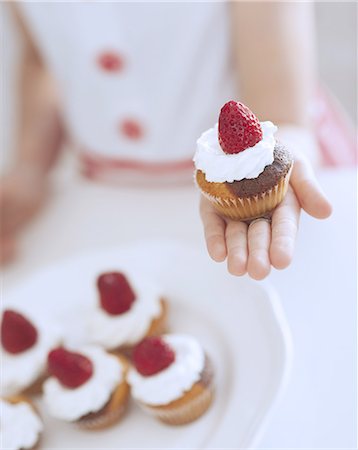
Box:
(97, 272, 136, 315)
(1, 310, 38, 354)
(132, 336, 175, 376)
(48, 347, 93, 389)
(218, 101, 263, 154)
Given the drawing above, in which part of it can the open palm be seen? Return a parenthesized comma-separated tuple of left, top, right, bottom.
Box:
(200, 154, 332, 280)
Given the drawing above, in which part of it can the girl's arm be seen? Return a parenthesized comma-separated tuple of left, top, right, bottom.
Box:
(11, 5, 64, 174)
(232, 1, 314, 126)
(0, 6, 64, 263)
(200, 2, 331, 280)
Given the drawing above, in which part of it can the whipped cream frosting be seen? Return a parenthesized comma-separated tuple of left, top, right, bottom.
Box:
(194, 121, 277, 183)
(128, 334, 205, 406)
(1, 400, 43, 450)
(43, 346, 123, 421)
(88, 271, 162, 348)
(1, 311, 62, 397)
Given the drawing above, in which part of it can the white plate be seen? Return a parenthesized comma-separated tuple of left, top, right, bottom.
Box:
(4, 240, 292, 449)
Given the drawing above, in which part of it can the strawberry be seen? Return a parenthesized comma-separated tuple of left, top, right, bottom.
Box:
(97, 272, 136, 315)
(218, 100, 263, 154)
(48, 347, 93, 389)
(133, 336, 175, 377)
(1, 310, 38, 354)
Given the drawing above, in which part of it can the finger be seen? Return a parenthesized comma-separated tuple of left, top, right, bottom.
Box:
(0, 236, 17, 266)
(247, 219, 271, 280)
(225, 220, 248, 276)
(200, 196, 227, 262)
(290, 156, 332, 219)
(270, 187, 300, 270)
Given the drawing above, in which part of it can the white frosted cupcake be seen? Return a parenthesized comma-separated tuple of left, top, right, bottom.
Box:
(1, 397, 43, 450)
(194, 101, 293, 221)
(128, 334, 214, 425)
(1, 309, 62, 397)
(87, 271, 167, 352)
(43, 345, 130, 430)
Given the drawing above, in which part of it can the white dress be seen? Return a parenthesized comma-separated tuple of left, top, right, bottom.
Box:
(18, 2, 236, 182)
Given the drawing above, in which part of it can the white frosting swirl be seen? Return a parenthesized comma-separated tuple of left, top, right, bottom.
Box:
(194, 121, 277, 182)
(128, 334, 205, 406)
(43, 346, 123, 421)
(87, 271, 162, 348)
(1, 400, 43, 450)
(1, 312, 62, 397)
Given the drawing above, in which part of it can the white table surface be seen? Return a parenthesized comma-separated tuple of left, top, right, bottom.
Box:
(3, 157, 357, 449)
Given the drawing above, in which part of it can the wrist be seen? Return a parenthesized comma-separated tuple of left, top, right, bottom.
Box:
(275, 124, 322, 167)
(7, 161, 50, 182)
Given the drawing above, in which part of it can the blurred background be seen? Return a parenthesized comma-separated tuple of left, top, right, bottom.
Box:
(0, 1, 356, 169)
(1, 3, 356, 449)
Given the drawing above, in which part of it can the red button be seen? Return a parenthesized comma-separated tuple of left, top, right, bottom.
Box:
(120, 119, 144, 140)
(97, 51, 124, 72)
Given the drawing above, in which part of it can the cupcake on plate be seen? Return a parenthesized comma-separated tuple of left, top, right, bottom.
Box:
(1, 309, 62, 397)
(128, 335, 214, 425)
(87, 271, 167, 352)
(1, 397, 43, 450)
(194, 101, 293, 221)
(43, 345, 130, 430)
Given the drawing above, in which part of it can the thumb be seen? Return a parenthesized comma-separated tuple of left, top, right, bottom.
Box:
(290, 156, 332, 219)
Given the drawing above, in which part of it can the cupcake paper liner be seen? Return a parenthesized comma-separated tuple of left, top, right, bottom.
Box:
(201, 166, 292, 221)
(76, 355, 130, 431)
(76, 400, 128, 430)
(138, 355, 214, 426)
(141, 383, 214, 425)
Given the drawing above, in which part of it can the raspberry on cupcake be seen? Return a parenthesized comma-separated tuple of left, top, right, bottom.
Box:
(1, 397, 43, 450)
(1, 309, 62, 396)
(87, 271, 167, 351)
(128, 335, 214, 425)
(194, 100, 293, 221)
(43, 345, 130, 430)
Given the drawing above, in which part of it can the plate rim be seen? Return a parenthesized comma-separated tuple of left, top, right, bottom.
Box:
(3, 240, 293, 449)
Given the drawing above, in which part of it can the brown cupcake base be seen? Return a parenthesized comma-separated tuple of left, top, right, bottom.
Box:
(21, 372, 49, 397)
(138, 355, 214, 426)
(196, 141, 293, 221)
(76, 355, 130, 430)
(145, 298, 168, 337)
(201, 168, 292, 221)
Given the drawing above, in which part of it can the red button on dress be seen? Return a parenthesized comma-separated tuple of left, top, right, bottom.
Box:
(120, 119, 144, 140)
(97, 51, 124, 72)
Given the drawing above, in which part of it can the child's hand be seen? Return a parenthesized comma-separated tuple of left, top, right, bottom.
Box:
(0, 167, 48, 265)
(200, 154, 332, 280)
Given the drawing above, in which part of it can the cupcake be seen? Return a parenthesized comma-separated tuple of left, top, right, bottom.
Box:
(128, 335, 214, 425)
(87, 271, 167, 352)
(43, 345, 130, 430)
(194, 101, 293, 221)
(1, 397, 43, 450)
(1, 309, 62, 396)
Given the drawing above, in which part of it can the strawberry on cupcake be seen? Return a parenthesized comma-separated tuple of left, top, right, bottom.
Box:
(87, 270, 167, 352)
(194, 101, 293, 221)
(43, 345, 130, 430)
(128, 335, 214, 425)
(1, 308, 62, 396)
